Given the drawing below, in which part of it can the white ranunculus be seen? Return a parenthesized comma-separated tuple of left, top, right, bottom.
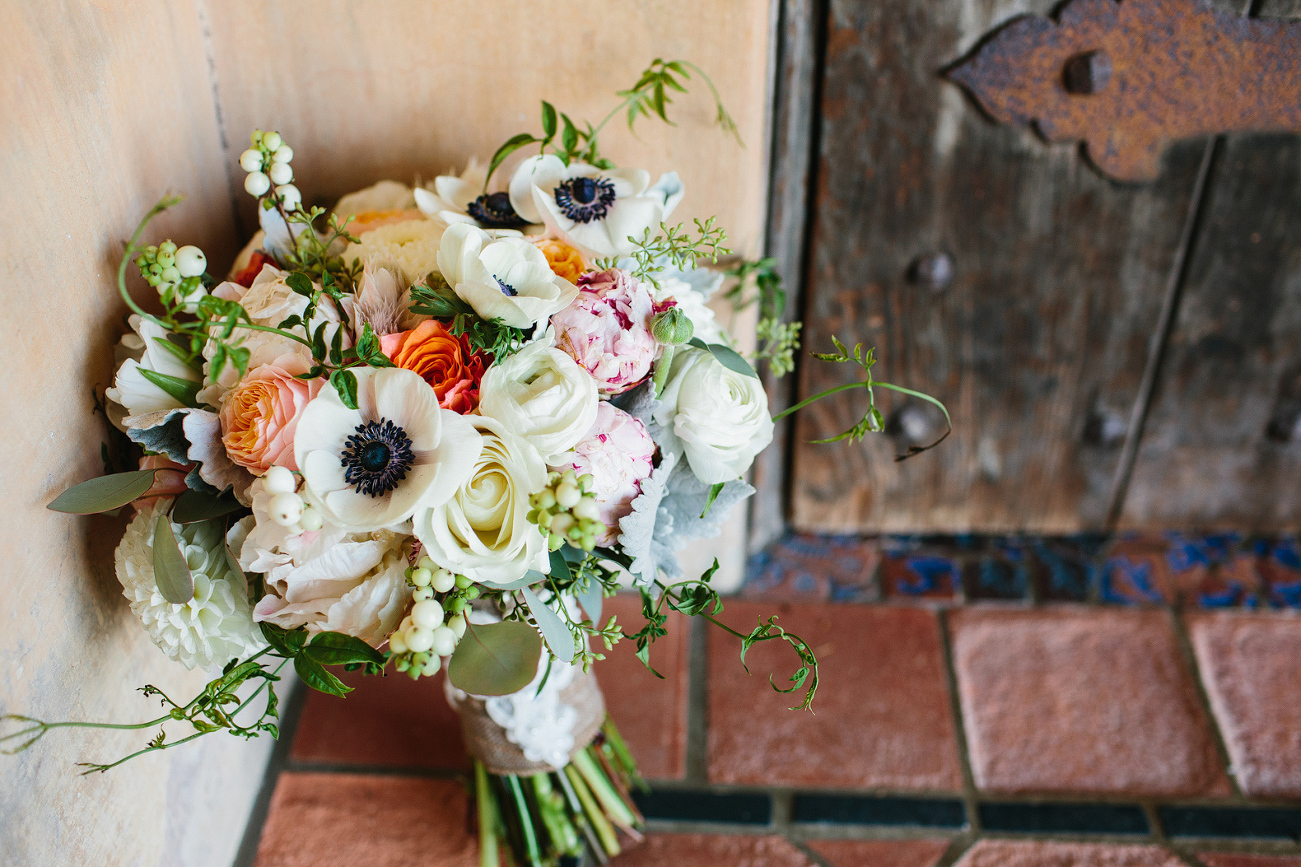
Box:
(238, 483, 414, 647)
(477, 332, 598, 463)
(509, 155, 683, 259)
(413, 415, 550, 586)
(295, 367, 483, 531)
(106, 315, 202, 421)
(116, 501, 260, 671)
(652, 347, 774, 485)
(436, 222, 578, 330)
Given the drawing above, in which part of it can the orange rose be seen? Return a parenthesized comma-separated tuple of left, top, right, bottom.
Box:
(220, 354, 322, 473)
(533, 238, 586, 285)
(380, 320, 486, 414)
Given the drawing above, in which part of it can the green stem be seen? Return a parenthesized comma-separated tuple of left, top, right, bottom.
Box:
(770, 381, 869, 422)
(572, 748, 636, 830)
(554, 769, 606, 863)
(77, 729, 209, 775)
(564, 764, 619, 857)
(475, 762, 501, 867)
(505, 775, 543, 867)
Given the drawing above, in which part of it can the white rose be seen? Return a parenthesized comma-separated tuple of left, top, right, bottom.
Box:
(653, 347, 774, 485)
(477, 332, 598, 464)
(239, 483, 414, 647)
(414, 415, 550, 586)
(436, 222, 578, 330)
(333, 179, 418, 221)
(106, 315, 202, 422)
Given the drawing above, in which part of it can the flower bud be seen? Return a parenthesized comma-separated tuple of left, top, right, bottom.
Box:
(652, 306, 694, 345)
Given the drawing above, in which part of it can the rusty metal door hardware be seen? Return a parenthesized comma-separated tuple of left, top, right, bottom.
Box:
(945, 0, 1301, 182)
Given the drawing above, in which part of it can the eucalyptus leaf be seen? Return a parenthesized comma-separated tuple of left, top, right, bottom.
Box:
(171, 489, 242, 524)
(138, 368, 201, 407)
(48, 470, 158, 514)
(447, 620, 542, 696)
(521, 586, 577, 663)
(548, 548, 573, 582)
(574, 575, 603, 623)
(479, 570, 547, 591)
(705, 342, 759, 379)
(152, 517, 194, 604)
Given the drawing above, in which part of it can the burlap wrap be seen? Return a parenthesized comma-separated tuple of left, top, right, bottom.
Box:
(450, 670, 605, 775)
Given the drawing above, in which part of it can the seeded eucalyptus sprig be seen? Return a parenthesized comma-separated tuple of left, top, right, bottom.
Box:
(609, 218, 731, 288)
(724, 258, 802, 377)
(776, 337, 952, 461)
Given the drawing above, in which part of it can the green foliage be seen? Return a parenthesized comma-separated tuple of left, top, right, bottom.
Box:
(46, 469, 159, 514)
(482, 57, 741, 188)
(3, 651, 286, 774)
(739, 616, 820, 712)
(408, 275, 528, 360)
(724, 258, 802, 378)
(774, 336, 953, 462)
(151, 516, 194, 605)
(620, 218, 731, 287)
(447, 620, 544, 696)
(170, 489, 242, 524)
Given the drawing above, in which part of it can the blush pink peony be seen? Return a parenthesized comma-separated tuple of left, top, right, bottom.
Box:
(219, 353, 323, 474)
(551, 268, 659, 396)
(554, 402, 655, 545)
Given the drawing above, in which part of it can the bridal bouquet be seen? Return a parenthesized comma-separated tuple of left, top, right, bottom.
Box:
(4, 60, 946, 867)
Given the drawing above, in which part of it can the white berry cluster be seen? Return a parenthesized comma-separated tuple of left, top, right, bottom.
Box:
(262, 466, 323, 534)
(135, 239, 208, 311)
(389, 555, 475, 679)
(239, 129, 300, 210)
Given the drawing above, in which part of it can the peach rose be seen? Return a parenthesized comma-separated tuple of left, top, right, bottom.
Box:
(380, 320, 486, 414)
(220, 354, 322, 473)
(534, 238, 586, 285)
(132, 454, 193, 513)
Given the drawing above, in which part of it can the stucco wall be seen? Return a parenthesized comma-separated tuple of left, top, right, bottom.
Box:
(0, 3, 772, 863)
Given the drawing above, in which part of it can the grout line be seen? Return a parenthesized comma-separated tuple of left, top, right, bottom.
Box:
(684, 613, 710, 785)
(771, 787, 794, 830)
(935, 608, 983, 837)
(231, 678, 307, 867)
(1142, 800, 1167, 842)
(1168, 607, 1244, 800)
(191, 0, 246, 243)
(933, 834, 977, 867)
(1103, 137, 1221, 529)
(283, 760, 465, 779)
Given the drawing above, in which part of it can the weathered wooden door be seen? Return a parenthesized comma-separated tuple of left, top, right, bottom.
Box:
(756, 0, 1301, 543)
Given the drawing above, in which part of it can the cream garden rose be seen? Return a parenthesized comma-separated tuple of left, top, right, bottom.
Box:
(653, 347, 774, 484)
(414, 415, 549, 586)
(477, 333, 598, 463)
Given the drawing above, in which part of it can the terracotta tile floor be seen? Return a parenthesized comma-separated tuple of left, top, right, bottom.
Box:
(245, 589, 1301, 866)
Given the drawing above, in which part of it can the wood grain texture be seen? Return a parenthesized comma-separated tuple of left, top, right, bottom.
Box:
(0, 2, 269, 865)
(1119, 133, 1301, 529)
(203, 0, 774, 256)
(789, 0, 1208, 534)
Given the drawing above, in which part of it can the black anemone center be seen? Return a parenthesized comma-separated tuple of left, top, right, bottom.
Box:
(466, 192, 525, 229)
(553, 176, 616, 224)
(494, 276, 517, 297)
(341, 418, 415, 498)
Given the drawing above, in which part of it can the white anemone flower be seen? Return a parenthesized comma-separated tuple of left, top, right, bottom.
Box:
(414, 159, 542, 235)
(436, 222, 578, 330)
(116, 501, 260, 671)
(106, 315, 201, 421)
(294, 367, 483, 532)
(508, 155, 684, 259)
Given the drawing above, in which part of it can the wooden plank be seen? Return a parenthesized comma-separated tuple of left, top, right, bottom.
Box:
(789, 0, 1208, 534)
(0, 1, 268, 864)
(1119, 132, 1301, 529)
(750, 0, 823, 550)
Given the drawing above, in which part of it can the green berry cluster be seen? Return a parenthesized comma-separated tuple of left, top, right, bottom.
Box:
(135, 239, 208, 308)
(528, 469, 603, 552)
(389, 555, 479, 680)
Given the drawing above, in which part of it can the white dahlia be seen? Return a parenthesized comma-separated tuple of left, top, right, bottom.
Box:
(115, 501, 261, 671)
